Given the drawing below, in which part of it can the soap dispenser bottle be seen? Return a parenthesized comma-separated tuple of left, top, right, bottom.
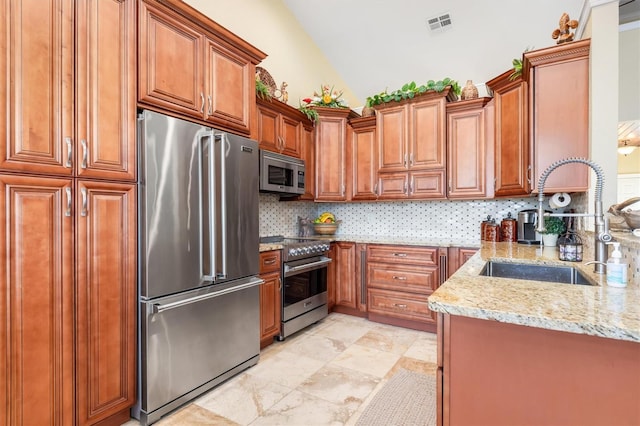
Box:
(606, 242, 628, 287)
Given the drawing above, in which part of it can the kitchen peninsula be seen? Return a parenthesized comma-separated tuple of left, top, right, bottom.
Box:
(428, 242, 640, 426)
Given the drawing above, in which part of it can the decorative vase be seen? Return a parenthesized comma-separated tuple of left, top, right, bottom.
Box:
(361, 106, 375, 117)
(542, 234, 559, 247)
(461, 80, 479, 100)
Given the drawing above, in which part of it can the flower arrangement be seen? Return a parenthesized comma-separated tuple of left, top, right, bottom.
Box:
(366, 78, 461, 107)
(301, 85, 349, 109)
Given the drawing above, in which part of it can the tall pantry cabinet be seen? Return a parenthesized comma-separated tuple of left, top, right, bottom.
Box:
(1, 1, 137, 425)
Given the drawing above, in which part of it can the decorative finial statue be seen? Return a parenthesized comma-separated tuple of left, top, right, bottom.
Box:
(552, 13, 579, 44)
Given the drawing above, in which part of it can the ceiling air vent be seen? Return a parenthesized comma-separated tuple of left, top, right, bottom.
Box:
(426, 13, 452, 33)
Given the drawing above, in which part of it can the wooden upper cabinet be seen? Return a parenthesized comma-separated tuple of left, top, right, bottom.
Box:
(446, 97, 493, 199)
(76, 0, 137, 181)
(523, 39, 590, 193)
(1, 0, 74, 176)
(75, 180, 136, 425)
(299, 122, 315, 200)
(1, 0, 136, 180)
(1, 175, 75, 426)
(256, 98, 307, 158)
(349, 116, 378, 200)
(486, 70, 530, 197)
(375, 91, 449, 200)
(138, 0, 265, 135)
(315, 107, 354, 201)
(205, 38, 252, 133)
(377, 104, 408, 171)
(138, 0, 204, 118)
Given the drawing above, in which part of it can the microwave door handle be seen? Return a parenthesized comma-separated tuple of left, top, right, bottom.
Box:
(200, 130, 215, 281)
(215, 134, 227, 280)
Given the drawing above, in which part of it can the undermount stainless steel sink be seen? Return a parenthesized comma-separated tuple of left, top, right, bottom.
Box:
(480, 261, 592, 285)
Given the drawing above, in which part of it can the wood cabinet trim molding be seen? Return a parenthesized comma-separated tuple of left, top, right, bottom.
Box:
(445, 97, 491, 113)
(155, 0, 267, 64)
(522, 38, 590, 80)
(256, 97, 312, 125)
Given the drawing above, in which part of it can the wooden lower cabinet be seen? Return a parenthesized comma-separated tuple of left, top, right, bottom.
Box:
(366, 244, 444, 332)
(259, 250, 282, 348)
(438, 314, 640, 426)
(0, 176, 136, 425)
(331, 242, 367, 316)
(446, 247, 478, 278)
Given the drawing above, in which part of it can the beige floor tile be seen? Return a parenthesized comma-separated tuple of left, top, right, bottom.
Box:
(354, 326, 423, 355)
(155, 404, 239, 425)
(297, 364, 381, 409)
(404, 333, 439, 364)
(313, 319, 371, 346)
(194, 372, 292, 425)
(282, 332, 349, 363)
(245, 349, 325, 389)
(250, 389, 351, 426)
(330, 344, 400, 378)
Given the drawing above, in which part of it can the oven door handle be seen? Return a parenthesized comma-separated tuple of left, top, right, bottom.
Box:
(284, 257, 332, 277)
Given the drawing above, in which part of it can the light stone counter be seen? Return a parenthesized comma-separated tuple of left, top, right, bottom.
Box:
(259, 243, 283, 252)
(428, 242, 640, 343)
(294, 234, 480, 248)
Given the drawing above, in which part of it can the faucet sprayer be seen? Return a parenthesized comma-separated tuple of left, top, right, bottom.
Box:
(536, 157, 612, 274)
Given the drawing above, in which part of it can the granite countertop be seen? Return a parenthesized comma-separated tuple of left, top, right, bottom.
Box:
(428, 242, 640, 343)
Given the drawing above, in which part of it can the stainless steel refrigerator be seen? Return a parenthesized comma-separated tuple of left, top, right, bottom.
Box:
(132, 110, 262, 425)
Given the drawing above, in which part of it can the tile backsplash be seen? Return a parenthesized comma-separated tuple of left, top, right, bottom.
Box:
(259, 193, 589, 242)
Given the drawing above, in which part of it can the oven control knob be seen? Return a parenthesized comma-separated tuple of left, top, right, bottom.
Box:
(289, 248, 298, 256)
(304, 247, 311, 254)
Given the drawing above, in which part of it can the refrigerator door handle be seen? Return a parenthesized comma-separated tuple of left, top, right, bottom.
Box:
(215, 134, 228, 280)
(151, 277, 264, 313)
(201, 131, 215, 281)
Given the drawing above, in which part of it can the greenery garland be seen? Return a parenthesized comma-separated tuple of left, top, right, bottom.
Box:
(366, 78, 461, 107)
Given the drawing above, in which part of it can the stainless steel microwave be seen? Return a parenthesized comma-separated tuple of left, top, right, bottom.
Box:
(259, 150, 305, 195)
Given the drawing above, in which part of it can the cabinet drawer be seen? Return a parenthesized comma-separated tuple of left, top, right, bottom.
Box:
(259, 250, 281, 274)
(367, 244, 438, 265)
(368, 288, 436, 323)
(368, 263, 438, 292)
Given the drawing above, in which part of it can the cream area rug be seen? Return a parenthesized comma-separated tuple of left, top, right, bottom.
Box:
(356, 369, 436, 426)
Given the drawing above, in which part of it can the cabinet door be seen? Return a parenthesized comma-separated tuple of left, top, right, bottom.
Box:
(259, 271, 281, 348)
(256, 104, 281, 153)
(138, 0, 204, 119)
(377, 104, 408, 172)
(205, 38, 252, 135)
(1, 0, 74, 176)
(492, 76, 530, 197)
(299, 123, 315, 200)
(76, 0, 136, 181)
(377, 172, 408, 200)
(447, 106, 487, 199)
(327, 243, 336, 311)
(350, 118, 378, 200)
(75, 180, 136, 425)
(409, 170, 446, 199)
(409, 98, 446, 170)
(0, 175, 74, 425)
(280, 114, 301, 158)
(334, 242, 357, 310)
(527, 41, 590, 193)
(315, 111, 349, 201)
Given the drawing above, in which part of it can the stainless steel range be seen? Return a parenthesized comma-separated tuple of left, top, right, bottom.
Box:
(261, 237, 331, 340)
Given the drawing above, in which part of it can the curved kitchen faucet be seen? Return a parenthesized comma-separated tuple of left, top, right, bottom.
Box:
(536, 157, 612, 274)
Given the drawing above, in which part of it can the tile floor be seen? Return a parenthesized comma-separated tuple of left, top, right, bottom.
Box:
(123, 313, 438, 425)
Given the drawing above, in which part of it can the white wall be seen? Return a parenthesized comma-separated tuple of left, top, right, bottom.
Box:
(183, 0, 361, 107)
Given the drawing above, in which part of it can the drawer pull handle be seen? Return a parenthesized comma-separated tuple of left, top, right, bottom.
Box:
(263, 259, 276, 265)
(394, 303, 408, 309)
(393, 253, 407, 257)
(393, 276, 407, 280)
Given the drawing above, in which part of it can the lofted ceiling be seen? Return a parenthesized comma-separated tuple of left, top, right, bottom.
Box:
(282, 0, 586, 102)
